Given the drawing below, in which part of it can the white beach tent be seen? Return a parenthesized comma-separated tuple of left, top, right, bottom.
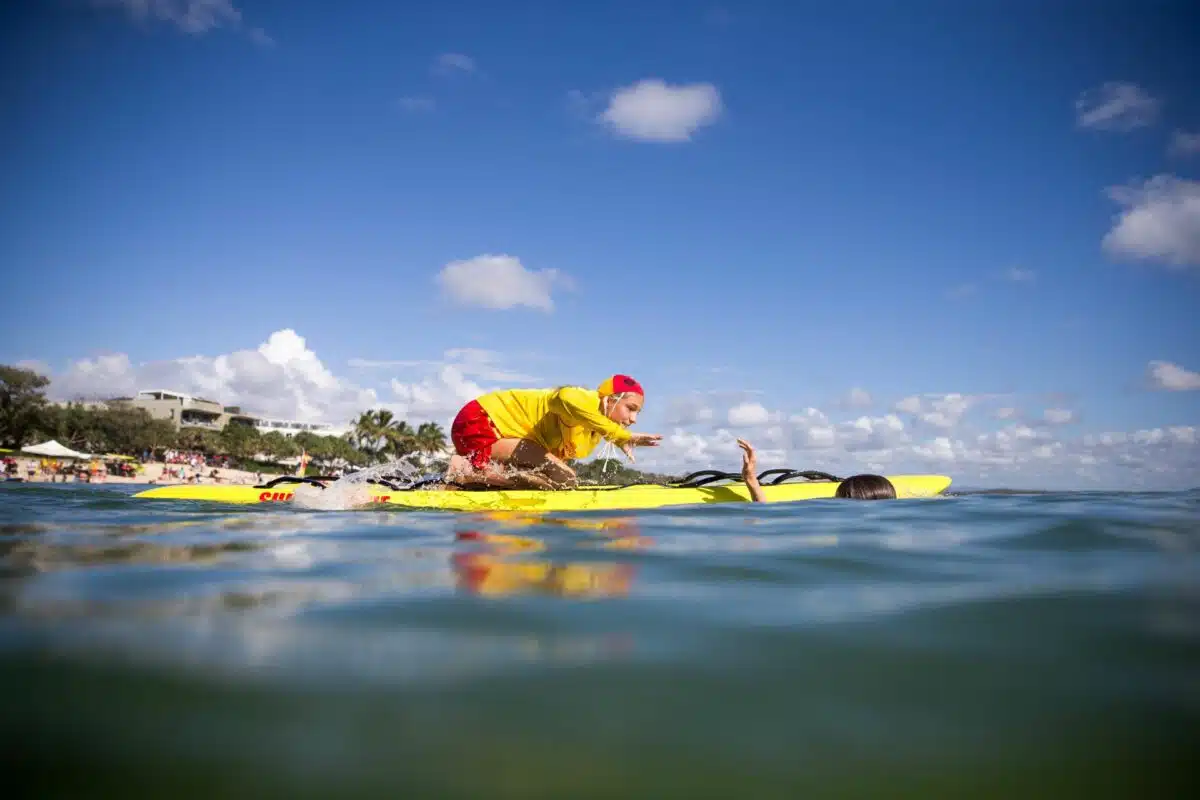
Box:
(21, 439, 92, 459)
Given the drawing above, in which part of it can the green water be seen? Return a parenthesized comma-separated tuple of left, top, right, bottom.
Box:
(2, 483, 1196, 798)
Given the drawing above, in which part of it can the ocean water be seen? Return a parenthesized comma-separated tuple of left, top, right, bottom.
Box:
(1, 482, 1196, 798)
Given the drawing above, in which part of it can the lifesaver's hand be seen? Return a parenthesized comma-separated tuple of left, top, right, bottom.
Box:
(629, 433, 662, 447)
(620, 433, 662, 463)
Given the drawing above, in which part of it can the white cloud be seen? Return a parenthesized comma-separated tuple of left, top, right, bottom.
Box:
(94, 0, 269, 43)
(433, 53, 475, 76)
(842, 387, 872, 408)
(398, 96, 435, 113)
(637, 390, 1197, 489)
(1004, 267, 1036, 282)
(1102, 175, 1200, 268)
(728, 401, 770, 427)
(1044, 408, 1076, 425)
(914, 393, 975, 429)
(436, 254, 568, 312)
(1169, 131, 1200, 158)
(599, 79, 722, 143)
(660, 427, 745, 466)
(840, 414, 907, 453)
(1078, 425, 1198, 473)
(49, 330, 378, 425)
(788, 408, 829, 427)
(45, 329, 555, 428)
(789, 407, 836, 450)
(56, 354, 138, 400)
(663, 429, 713, 465)
(1075, 82, 1159, 131)
(388, 366, 483, 423)
(799, 425, 837, 449)
(894, 395, 922, 414)
(258, 329, 338, 390)
(15, 360, 52, 377)
(912, 436, 957, 462)
(994, 407, 1018, 420)
(1147, 360, 1200, 391)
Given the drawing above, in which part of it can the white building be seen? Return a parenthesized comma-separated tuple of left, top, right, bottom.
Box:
(117, 389, 346, 438)
(252, 417, 348, 439)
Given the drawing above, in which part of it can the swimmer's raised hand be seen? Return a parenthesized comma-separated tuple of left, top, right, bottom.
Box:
(737, 439, 765, 503)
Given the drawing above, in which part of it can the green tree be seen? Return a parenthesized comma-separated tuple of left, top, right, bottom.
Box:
(295, 432, 355, 473)
(289, 432, 369, 473)
(261, 431, 299, 463)
(386, 420, 417, 460)
(219, 423, 263, 460)
(292, 431, 326, 467)
(141, 417, 179, 454)
(333, 436, 368, 466)
(572, 458, 674, 486)
(415, 422, 447, 457)
(48, 402, 99, 451)
(350, 410, 384, 461)
(177, 427, 221, 454)
(93, 405, 177, 454)
(0, 365, 51, 448)
(350, 409, 417, 463)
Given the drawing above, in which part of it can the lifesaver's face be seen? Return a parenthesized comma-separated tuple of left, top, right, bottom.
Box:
(605, 393, 643, 427)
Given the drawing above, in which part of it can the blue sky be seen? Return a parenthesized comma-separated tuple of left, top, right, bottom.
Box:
(2, 0, 1198, 489)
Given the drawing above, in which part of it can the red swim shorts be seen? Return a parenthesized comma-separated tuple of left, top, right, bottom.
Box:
(451, 399, 500, 470)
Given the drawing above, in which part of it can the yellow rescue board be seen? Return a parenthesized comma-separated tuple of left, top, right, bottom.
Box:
(132, 475, 952, 511)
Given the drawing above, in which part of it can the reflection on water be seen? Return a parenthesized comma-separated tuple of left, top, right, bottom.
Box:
(1, 483, 1197, 797)
(452, 516, 645, 598)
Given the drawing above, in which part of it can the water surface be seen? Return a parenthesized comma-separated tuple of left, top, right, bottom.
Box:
(2, 483, 1196, 797)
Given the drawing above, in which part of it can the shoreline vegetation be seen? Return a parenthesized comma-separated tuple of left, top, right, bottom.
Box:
(0, 364, 450, 479)
(0, 364, 678, 486)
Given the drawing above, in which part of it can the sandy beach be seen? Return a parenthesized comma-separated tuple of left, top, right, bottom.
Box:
(7, 457, 281, 487)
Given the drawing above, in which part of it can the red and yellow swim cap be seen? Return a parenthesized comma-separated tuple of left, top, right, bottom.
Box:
(597, 374, 644, 397)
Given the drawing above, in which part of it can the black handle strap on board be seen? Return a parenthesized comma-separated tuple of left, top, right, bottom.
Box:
(255, 475, 410, 491)
(256, 476, 335, 489)
(667, 468, 843, 489)
(763, 469, 842, 485)
(669, 470, 744, 488)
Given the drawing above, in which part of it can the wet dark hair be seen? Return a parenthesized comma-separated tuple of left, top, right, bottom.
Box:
(834, 474, 896, 500)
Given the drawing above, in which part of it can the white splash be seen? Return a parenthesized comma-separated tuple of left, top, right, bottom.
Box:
(291, 459, 427, 511)
(291, 482, 377, 511)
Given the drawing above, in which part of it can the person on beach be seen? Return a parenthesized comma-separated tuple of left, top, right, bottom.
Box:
(737, 439, 896, 502)
(446, 374, 662, 490)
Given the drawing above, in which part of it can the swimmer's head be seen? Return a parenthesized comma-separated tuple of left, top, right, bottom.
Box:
(834, 474, 897, 500)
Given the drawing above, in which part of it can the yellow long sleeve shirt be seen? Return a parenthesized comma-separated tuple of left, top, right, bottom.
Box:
(475, 386, 633, 460)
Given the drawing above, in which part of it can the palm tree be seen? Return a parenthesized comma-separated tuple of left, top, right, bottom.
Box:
(350, 409, 388, 462)
(416, 422, 447, 457)
(350, 409, 422, 463)
(385, 419, 417, 460)
(350, 410, 380, 455)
